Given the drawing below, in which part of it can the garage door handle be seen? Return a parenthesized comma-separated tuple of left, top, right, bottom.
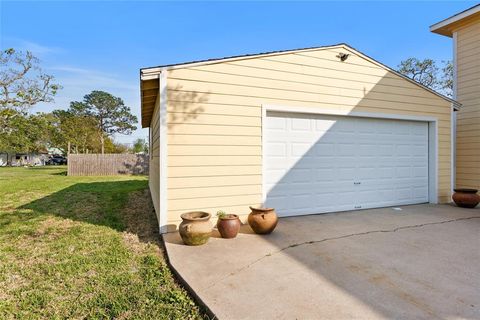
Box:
(354, 182, 361, 185)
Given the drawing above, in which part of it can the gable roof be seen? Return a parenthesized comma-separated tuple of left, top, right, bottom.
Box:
(141, 43, 345, 77)
(430, 4, 480, 37)
(140, 43, 459, 128)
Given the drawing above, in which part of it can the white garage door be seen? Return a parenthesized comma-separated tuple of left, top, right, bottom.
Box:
(264, 111, 429, 217)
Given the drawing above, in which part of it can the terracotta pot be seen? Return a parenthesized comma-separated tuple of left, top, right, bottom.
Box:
(179, 211, 212, 245)
(217, 214, 241, 239)
(452, 189, 480, 208)
(248, 206, 278, 234)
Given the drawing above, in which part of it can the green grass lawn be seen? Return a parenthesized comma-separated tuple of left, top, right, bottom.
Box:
(0, 166, 203, 319)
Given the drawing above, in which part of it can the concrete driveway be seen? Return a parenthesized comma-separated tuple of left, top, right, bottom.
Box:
(163, 204, 480, 319)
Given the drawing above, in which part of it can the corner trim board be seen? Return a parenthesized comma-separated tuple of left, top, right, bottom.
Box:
(159, 70, 168, 233)
(451, 32, 457, 193)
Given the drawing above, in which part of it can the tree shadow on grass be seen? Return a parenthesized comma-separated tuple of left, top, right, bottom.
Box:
(50, 170, 67, 176)
(12, 180, 160, 244)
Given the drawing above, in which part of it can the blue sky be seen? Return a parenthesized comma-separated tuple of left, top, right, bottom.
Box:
(1, 1, 476, 144)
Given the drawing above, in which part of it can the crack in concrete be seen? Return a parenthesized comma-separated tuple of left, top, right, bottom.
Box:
(203, 216, 480, 292)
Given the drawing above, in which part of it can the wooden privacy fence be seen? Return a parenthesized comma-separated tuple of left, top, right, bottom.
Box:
(68, 154, 149, 176)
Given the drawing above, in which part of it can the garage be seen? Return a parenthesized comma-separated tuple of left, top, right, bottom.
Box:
(264, 110, 431, 217)
(141, 43, 457, 232)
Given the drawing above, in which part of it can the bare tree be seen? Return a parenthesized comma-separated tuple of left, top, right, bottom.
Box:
(440, 60, 453, 98)
(397, 58, 453, 98)
(398, 58, 439, 88)
(0, 48, 61, 111)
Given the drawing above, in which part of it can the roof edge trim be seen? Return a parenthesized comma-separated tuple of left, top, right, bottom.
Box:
(430, 4, 480, 34)
(140, 43, 460, 110)
(140, 43, 347, 74)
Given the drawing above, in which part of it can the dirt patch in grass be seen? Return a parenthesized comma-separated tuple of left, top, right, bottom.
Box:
(121, 189, 162, 254)
(0, 191, 46, 211)
(33, 217, 75, 238)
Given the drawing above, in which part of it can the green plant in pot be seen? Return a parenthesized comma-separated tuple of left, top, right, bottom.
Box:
(216, 210, 241, 239)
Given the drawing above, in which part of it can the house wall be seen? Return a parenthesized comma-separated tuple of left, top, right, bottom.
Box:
(164, 46, 452, 231)
(455, 20, 480, 189)
(149, 95, 161, 222)
(0, 153, 8, 166)
(10, 153, 47, 166)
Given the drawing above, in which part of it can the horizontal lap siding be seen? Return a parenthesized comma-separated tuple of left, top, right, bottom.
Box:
(165, 47, 451, 229)
(149, 95, 161, 222)
(456, 21, 480, 189)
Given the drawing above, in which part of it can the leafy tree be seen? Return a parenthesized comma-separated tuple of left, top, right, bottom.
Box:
(397, 58, 453, 98)
(0, 48, 61, 112)
(0, 112, 51, 155)
(70, 91, 137, 154)
(106, 141, 130, 154)
(132, 138, 148, 154)
(49, 110, 99, 154)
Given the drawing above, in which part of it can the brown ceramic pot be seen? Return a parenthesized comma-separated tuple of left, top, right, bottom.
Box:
(452, 188, 480, 208)
(179, 211, 212, 245)
(248, 206, 278, 234)
(217, 214, 241, 239)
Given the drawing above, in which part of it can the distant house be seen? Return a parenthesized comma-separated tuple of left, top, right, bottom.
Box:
(140, 44, 459, 233)
(0, 153, 8, 166)
(431, 4, 480, 190)
(0, 152, 49, 166)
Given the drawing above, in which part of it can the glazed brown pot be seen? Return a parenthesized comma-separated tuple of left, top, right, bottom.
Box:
(179, 211, 212, 246)
(217, 214, 241, 239)
(452, 189, 480, 208)
(248, 206, 278, 234)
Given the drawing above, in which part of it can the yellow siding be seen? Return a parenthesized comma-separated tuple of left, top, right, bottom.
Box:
(456, 20, 480, 189)
(149, 95, 160, 223)
(164, 46, 452, 230)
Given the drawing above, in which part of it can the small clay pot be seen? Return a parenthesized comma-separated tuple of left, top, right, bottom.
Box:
(248, 206, 278, 234)
(217, 214, 241, 239)
(179, 211, 212, 245)
(452, 189, 480, 208)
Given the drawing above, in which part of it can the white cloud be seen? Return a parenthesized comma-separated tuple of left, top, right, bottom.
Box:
(4, 38, 65, 57)
(49, 65, 138, 92)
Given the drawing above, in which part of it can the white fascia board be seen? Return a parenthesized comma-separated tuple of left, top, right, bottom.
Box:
(140, 44, 346, 74)
(430, 5, 480, 32)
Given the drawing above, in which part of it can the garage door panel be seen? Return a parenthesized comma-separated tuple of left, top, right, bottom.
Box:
(266, 116, 287, 130)
(315, 119, 337, 131)
(266, 195, 289, 212)
(267, 181, 359, 198)
(413, 167, 428, 178)
(265, 142, 287, 157)
(313, 143, 336, 156)
(315, 168, 336, 181)
(413, 186, 429, 199)
(265, 111, 429, 217)
(291, 142, 315, 157)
